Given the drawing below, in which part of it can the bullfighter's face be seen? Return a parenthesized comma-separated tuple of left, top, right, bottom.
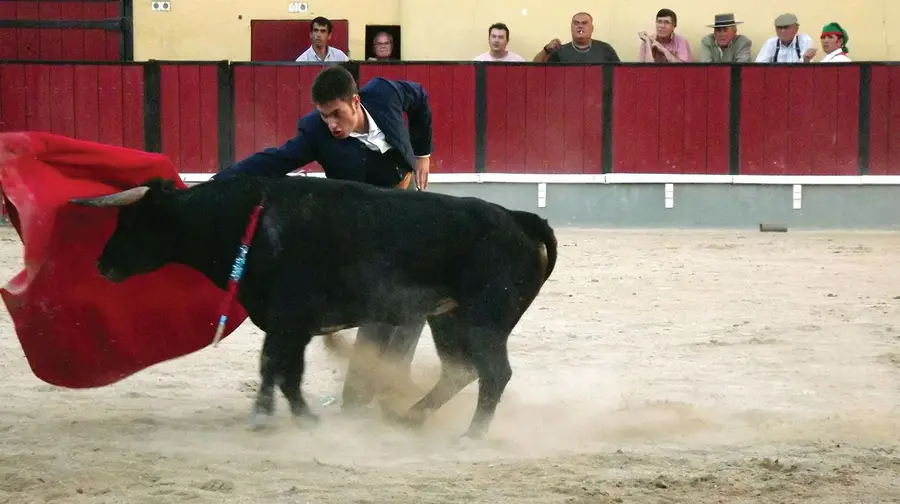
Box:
(316, 94, 362, 139)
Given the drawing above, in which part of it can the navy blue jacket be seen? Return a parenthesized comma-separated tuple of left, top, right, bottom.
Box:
(214, 77, 433, 187)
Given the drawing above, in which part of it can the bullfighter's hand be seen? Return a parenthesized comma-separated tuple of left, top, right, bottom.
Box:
(415, 156, 430, 190)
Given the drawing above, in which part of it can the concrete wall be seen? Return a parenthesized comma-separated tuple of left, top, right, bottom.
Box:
(427, 182, 900, 229)
(134, 0, 893, 62)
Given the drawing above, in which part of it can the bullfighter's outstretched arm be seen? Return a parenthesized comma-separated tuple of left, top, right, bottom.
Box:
(212, 119, 319, 180)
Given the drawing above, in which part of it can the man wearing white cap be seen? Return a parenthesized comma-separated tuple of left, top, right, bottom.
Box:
(754, 13, 816, 63)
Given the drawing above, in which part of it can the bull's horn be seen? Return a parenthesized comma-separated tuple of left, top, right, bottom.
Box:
(69, 186, 150, 207)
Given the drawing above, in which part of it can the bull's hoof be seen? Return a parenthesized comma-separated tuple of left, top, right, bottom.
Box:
(384, 407, 429, 429)
(248, 412, 274, 431)
(456, 427, 486, 444)
(290, 410, 320, 428)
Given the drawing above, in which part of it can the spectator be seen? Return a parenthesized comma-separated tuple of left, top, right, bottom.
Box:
(474, 22, 525, 61)
(819, 22, 851, 62)
(533, 12, 620, 63)
(638, 8, 692, 62)
(755, 13, 816, 63)
(368, 31, 394, 60)
(295, 16, 349, 63)
(698, 13, 752, 62)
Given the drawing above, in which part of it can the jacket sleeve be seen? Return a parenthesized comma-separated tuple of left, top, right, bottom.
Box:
(391, 79, 433, 158)
(735, 37, 753, 62)
(213, 117, 318, 180)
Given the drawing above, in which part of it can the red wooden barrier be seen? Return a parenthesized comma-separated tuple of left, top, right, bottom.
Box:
(360, 63, 475, 174)
(868, 65, 900, 175)
(232, 64, 323, 172)
(739, 65, 860, 176)
(0, 62, 143, 148)
(0, 61, 887, 178)
(613, 66, 730, 174)
(0, 1, 120, 61)
(160, 63, 219, 173)
(484, 65, 603, 174)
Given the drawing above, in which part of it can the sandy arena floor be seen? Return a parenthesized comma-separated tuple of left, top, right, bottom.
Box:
(1, 226, 900, 503)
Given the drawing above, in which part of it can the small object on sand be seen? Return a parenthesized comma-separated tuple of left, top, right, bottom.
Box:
(759, 223, 788, 233)
(321, 395, 338, 407)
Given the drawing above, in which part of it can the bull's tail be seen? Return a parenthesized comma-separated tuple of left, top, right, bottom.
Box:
(510, 210, 558, 282)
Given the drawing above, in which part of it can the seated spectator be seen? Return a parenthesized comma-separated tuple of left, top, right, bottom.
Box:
(755, 13, 816, 63)
(819, 22, 851, 62)
(638, 8, 692, 62)
(295, 16, 349, 62)
(698, 13, 752, 62)
(533, 12, 620, 63)
(474, 22, 525, 61)
(368, 31, 394, 60)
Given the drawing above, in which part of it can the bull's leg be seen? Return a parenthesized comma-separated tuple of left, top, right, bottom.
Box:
(277, 331, 318, 425)
(383, 316, 426, 381)
(459, 327, 513, 440)
(388, 313, 477, 428)
(251, 331, 281, 430)
(341, 322, 395, 411)
(251, 329, 315, 430)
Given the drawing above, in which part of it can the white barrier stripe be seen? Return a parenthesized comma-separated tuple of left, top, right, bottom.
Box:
(179, 172, 900, 185)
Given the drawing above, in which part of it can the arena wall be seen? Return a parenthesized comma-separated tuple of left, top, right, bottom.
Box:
(1, 60, 900, 229)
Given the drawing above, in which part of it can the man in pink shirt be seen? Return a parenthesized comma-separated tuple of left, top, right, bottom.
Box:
(473, 22, 526, 62)
(638, 9, 692, 62)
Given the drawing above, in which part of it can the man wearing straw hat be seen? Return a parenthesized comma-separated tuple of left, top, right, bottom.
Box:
(819, 22, 851, 62)
(698, 13, 752, 62)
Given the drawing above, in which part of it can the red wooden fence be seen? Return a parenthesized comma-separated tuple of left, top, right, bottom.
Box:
(0, 1, 122, 61)
(232, 64, 323, 172)
(160, 63, 219, 173)
(0, 62, 143, 147)
(0, 61, 898, 177)
(485, 65, 603, 174)
(612, 66, 731, 175)
(739, 65, 860, 176)
(869, 66, 900, 176)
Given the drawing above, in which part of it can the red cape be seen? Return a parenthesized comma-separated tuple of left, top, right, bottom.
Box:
(0, 132, 248, 388)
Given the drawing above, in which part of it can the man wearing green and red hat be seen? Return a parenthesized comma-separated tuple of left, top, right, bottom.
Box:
(819, 22, 851, 62)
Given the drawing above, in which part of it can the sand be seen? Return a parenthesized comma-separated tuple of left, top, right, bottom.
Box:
(2, 226, 900, 503)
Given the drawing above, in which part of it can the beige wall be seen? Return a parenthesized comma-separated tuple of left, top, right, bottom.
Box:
(134, 0, 894, 62)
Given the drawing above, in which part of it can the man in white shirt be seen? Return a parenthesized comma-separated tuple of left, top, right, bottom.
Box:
(819, 22, 852, 62)
(754, 13, 816, 63)
(473, 22, 526, 62)
(295, 16, 349, 62)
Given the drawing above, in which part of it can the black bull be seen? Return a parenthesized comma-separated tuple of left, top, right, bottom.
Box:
(69, 175, 558, 440)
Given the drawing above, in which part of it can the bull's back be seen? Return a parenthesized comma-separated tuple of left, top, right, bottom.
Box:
(257, 177, 496, 272)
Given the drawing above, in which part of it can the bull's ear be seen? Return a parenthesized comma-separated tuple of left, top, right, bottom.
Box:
(69, 186, 150, 207)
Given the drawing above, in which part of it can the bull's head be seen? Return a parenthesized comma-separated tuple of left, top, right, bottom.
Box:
(69, 178, 178, 283)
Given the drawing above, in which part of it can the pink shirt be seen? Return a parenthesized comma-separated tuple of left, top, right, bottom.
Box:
(639, 33, 692, 62)
(473, 51, 526, 62)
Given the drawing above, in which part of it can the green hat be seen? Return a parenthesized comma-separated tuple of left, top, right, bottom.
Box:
(821, 22, 849, 53)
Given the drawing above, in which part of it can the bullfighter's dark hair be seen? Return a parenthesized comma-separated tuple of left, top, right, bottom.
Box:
(311, 65, 358, 105)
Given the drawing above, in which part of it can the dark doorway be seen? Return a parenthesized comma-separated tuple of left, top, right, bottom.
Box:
(365, 24, 400, 60)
